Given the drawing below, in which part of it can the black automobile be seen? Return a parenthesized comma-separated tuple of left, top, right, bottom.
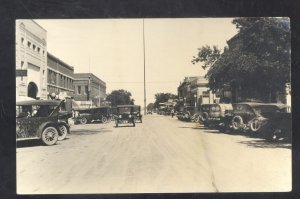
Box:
(74, 106, 111, 124)
(132, 105, 142, 123)
(199, 103, 233, 128)
(176, 106, 195, 121)
(16, 100, 67, 145)
(114, 105, 136, 127)
(229, 103, 291, 139)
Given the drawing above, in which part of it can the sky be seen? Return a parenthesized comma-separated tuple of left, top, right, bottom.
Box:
(35, 18, 238, 106)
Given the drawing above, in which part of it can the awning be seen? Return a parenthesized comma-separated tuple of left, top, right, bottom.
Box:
(16, 96, 36, 102)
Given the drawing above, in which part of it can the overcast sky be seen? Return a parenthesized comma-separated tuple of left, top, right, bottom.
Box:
(35, 18, 238, 106)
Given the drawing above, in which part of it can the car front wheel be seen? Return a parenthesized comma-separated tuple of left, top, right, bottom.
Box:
(41, 126, 58, 146)
(58, 124, 68, 141)
(80, 117, 88, 124)
(101, 116, 108, 123)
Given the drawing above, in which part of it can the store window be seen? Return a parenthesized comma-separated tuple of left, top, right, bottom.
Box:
(84, 85, 88, 95)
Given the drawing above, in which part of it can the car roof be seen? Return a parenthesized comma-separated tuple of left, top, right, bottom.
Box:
(234, 102, 287, 109)
(73, 106, 111, 111)
(116, 105, 140, 108)
(16, 100, 61, 106)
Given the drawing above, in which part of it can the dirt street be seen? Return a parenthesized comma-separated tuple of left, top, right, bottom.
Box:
(17, 114, 291, 194)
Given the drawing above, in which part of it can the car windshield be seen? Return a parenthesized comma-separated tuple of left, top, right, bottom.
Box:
(133, 106, 140, 112)
(118, 107, 131, 114)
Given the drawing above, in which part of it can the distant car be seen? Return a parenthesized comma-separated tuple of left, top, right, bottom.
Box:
(176, 106, 194, 121)
(16, 100, 65, 145)
(229, 103, 291, 139)
(199, 103, 233, 128)
(132, 105, 143, 123)
(114, 105, 136, 127)
(74, 106, 112, 124)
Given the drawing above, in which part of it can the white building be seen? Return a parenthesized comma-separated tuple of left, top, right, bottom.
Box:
(16, 20, 48, 100)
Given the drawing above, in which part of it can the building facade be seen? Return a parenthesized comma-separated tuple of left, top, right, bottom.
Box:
(73, 73, 106, 107)
(178, 76, 218, 107)
(47, 52, 75, 99)
(16, 20, 48, 100)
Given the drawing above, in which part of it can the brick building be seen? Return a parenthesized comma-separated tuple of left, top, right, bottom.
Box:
(73, 73, 106, 107)
(178, 76, 219, 107)
(47, 52, 75, 98)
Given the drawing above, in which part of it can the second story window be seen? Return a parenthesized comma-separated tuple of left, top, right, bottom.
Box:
(21, 37, 24, 44)
(77, 86, 81, 95)
(27, 41, 31, 48)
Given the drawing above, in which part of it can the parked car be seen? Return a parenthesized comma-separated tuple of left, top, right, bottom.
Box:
(114, 105, 136, 127)
(229, 103, 291, 139)
(199, 103, 233, 128)
(74, 106, 111, 124)
(132, 105, 142, 123)
(16, 100, 65, 145)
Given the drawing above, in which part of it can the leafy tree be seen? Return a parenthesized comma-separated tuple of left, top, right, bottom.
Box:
(146, 103, 154, 111)
(154, 93, 177, 108)
(106, 89, 135, 107)
(192, 17, 291, 102)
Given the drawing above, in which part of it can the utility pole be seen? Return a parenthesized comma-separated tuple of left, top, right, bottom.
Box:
(143, 19, 146, 115)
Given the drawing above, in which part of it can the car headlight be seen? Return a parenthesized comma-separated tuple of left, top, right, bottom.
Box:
(137, 113, 139, 116)
(129, 115, 132, 118)
(119, 115, 122, 118)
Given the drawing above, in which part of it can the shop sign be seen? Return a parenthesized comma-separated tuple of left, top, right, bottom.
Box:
(16, 69, 27, 77)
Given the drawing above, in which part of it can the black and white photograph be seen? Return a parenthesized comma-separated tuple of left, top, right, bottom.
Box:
(15, 17, 291, 194)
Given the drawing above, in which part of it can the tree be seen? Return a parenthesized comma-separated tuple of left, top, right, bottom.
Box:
(106, 89, 135, 107)
(146, 103, 154, 111)
(192, 17, 291, 102)
(154, 93, 177, 108)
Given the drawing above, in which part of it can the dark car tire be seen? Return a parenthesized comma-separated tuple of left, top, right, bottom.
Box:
(115, 120, 118, 127)
(249, 119, 261, 132)
(80, 117, 88, 124)
(140, 118, 142, 123)
(58, 124, 68, 141)
(232, 115, 243, 130)
(201, 112, 208, 122)
(101, 116, 108, 123)
(41, 126, 58, 146)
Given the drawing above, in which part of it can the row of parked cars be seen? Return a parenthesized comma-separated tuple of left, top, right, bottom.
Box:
(16, 101, 144, 146)
(73, 105, 143, 127)
(176, 102, 291, 141)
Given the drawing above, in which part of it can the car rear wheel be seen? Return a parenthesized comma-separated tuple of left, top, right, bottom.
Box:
(115, 120, 118, 127)
(58, 124, 68, 141)
(80, 117, 88, 124)
(101, 116, 108, 123)
(41, 126, 58, 146)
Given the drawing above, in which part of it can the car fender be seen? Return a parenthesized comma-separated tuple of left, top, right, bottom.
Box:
(37, 121, 60, 138)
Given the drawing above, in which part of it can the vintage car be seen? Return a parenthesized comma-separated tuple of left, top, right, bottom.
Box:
(229, 103, 291, 139)
(132, 105, 143, 123)
(16, 100, 67, 145)
(199, 103, 233, 128)
(176, 106, 195, 121)
(114, 105, 136, 127)
(74, 106, 111, 124)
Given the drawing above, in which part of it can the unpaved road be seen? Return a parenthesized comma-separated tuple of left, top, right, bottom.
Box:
(17, 114, 291, 194)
